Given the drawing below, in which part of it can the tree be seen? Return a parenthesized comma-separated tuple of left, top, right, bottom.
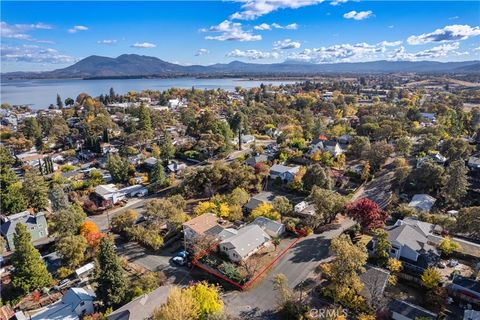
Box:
(96, 237, 127, 307)
(22, 117, 42, 142)
(350, 136, 371, 158)
(153, 287, 199, 320)
(149, 160, 166, 191)
(302, 164, 333, 192)
(1, 182, 28, 215)
(111, 209, 139, 234)
(56, 94, 64, 109)
(320, 235, 367, 309)
(410, 160, 445, 194)
(49, 185, 70, 212)
(307, 186, 346, 228)
(227, 187, 249, 207)
(106, 153, 130, 183)
(138, 103, 153, 138)
(443, 160, 469, 204)
(65, 97, 74, 107)
(160, 132, 176, 162)
(23, 169, 49, 210)
(80, 221, 104, 250)
(185, 281, 223, 318)
(395, 136, 412, 157)
(362, 140, 393, 172)
(393, 157, 411, 189)
(421, 267, 442, 289)
(51, 204, 86, 237)
(372, 229, 391, 267)
(345, 198, 388, 232)
(455, 206, 480, 237)
(440, 138, 474, 161)
(250, 203, 281, 221)
(229, 112, 245, 150)
(272, 196, 292, 216)
(56, 235, 87, 268)
(11, 223, 52, 293)
(438, 236, 461, 256)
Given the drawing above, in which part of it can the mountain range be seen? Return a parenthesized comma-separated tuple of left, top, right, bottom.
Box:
(3, 54, 480, 79)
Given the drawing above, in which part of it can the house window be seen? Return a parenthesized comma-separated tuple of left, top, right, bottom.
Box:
(390, 248, 397, 254)
(80, 301, 85, 306)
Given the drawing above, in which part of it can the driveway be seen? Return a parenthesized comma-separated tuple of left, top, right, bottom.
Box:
(223, 217, 355, 319)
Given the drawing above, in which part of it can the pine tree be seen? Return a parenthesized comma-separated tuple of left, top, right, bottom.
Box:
(56, 94, 64, 109)
(149, 161, 166, 191)
(11, 223, 52, 293)
(160, 132, 175, 162)
(96, 237, 127, 307)
(23, 169, 49, 210)
(443, 160, 469, 204)
(138, 103, 153, 138)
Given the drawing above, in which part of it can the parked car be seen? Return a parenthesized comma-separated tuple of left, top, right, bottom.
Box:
(172, 256, 185, 266)
(438, 261, 447, 269)
(448, 259, 459, 267)
(54, 279, 70, 291)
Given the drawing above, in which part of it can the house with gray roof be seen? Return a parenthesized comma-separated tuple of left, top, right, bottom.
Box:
(220, 225, 271, 262)
(251, 217, 285, 237)
(359, 265, 390, 306)
(244, 191, 275, 211)
(32, 287, 95, 320)
(370, 218, 439, 271)
(1, 211, 48, 251)
(468, 153, 480, 171)
(389, 299, 437, 320)
(269, 164, 300, 182)
(245, 154, 269, 167)
(408, 194, 437, 212)
(107, 286, 172, 320)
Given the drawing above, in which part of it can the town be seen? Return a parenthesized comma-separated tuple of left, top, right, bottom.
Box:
(0, 74, 479, 320)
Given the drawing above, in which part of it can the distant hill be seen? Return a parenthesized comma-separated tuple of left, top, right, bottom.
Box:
(3, 54, 479, 79)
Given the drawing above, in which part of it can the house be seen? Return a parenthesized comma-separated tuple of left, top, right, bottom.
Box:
(107, 286, 171, 320)
(269, 164, 300, 182)
(143, 157, 158, 168)
(266, 128, 282, 138)
(359, 265, 390, 304)
(450, 275, 480, 303)
(245, 154, 269, 167)
(293, 201, 316, 217)
(240, 134, 255, 145)
(408, 194, 437, 212)
(309, 140, 345, 157)
(420, 112, 437, 123)
(31, 287, 95, 320)
(167, 161, 187, 173)
(75, 262, 95, 281)
(323, 91, 334, 101)
(168, 98, 186, 108)
(251, 217, 285, 237)
(372, 218, 439, 271)
(244, 191, 275, 211)
(219, 225, 271, 262)
(388, 299, 437, 320)
(468, 153, 480, 171)
(337, 134, 353, 145)
(182, 213, 224, 242)
(94, 184, 126, 206)
(417, 154, 447, 168)
(1, 211, 48, 251)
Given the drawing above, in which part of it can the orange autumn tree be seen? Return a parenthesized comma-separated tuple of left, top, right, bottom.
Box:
(80, 221, 104, 250)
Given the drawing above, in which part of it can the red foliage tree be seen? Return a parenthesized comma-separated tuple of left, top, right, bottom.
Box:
(344, 198, 388, 232)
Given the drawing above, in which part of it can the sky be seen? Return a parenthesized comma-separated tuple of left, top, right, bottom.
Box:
(1, 0, 480, 72)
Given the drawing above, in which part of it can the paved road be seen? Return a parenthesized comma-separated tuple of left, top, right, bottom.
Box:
(223, 217, 355, 319)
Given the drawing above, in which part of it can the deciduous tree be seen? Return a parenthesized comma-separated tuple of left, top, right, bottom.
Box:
(345, 198, 388, 232)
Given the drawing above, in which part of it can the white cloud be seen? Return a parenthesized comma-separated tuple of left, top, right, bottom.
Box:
(407, 24, 480, 45)
(274, 39, 301, 49)
(390, 42, 464, 60)
(202, 20, 261, 41)
(230, 0, 325, 20)
(226, 49, 280, 60)
(1, 21, 54, 41)
(343, 10, 374, 20)
(1, 44, 77, 64)
(97, 39, 117, 45)
(131, 42, 156, 48)
(330, 0, 348, 5)
(449, 16, 459, 20)
(388, 25, 394, 29)
(254, 22, 298, 30)
(195, 48, 210, 56)
(378, 40, 402, 47)
(68, 25, 88, 33)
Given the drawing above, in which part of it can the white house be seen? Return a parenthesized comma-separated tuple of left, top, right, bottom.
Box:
(75, 262, 95, 281)
(309, 140, 345, 157)
(408, 194, 436, 212)
(32, 287, 95, 320)
(240, 134, 256, 145)
(269, 164, 300, 182)
(219, 225, 270, 262)
(251, 217, 285, 237)
(94, 184, 126, 205)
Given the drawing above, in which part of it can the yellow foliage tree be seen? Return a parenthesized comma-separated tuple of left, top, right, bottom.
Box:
(194, 201, 217, 216)
(153, 286, 199, 320)
(438, 236, 461, 256)
(421, 267, 442, 289)
(185, 281, 223, 318)
(250, 203, 281, 221)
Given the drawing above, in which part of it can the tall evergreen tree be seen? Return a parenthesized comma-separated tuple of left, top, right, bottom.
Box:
(149, 161, 166, 191)
(138, 103, 153, 138)
(160, 132, 176, 162)
(11, 223, 52, 293)
(23, 169, 49, 210)
(443, 160, 469, 204)
(56, 94, 64, 109)
(49, 185, 70, 212)
(96, 237, 127, 307)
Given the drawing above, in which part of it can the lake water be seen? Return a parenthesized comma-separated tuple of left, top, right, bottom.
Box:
(1, 78, 296, 109)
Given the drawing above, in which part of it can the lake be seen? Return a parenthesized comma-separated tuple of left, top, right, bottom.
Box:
(1, 78, 296, 109)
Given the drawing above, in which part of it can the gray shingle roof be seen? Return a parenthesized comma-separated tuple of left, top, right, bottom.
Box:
(220, 225, 270, 258)
(389, 299, 437, 319)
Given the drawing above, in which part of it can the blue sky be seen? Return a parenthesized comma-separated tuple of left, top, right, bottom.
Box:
(1, 0, 480, 72)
